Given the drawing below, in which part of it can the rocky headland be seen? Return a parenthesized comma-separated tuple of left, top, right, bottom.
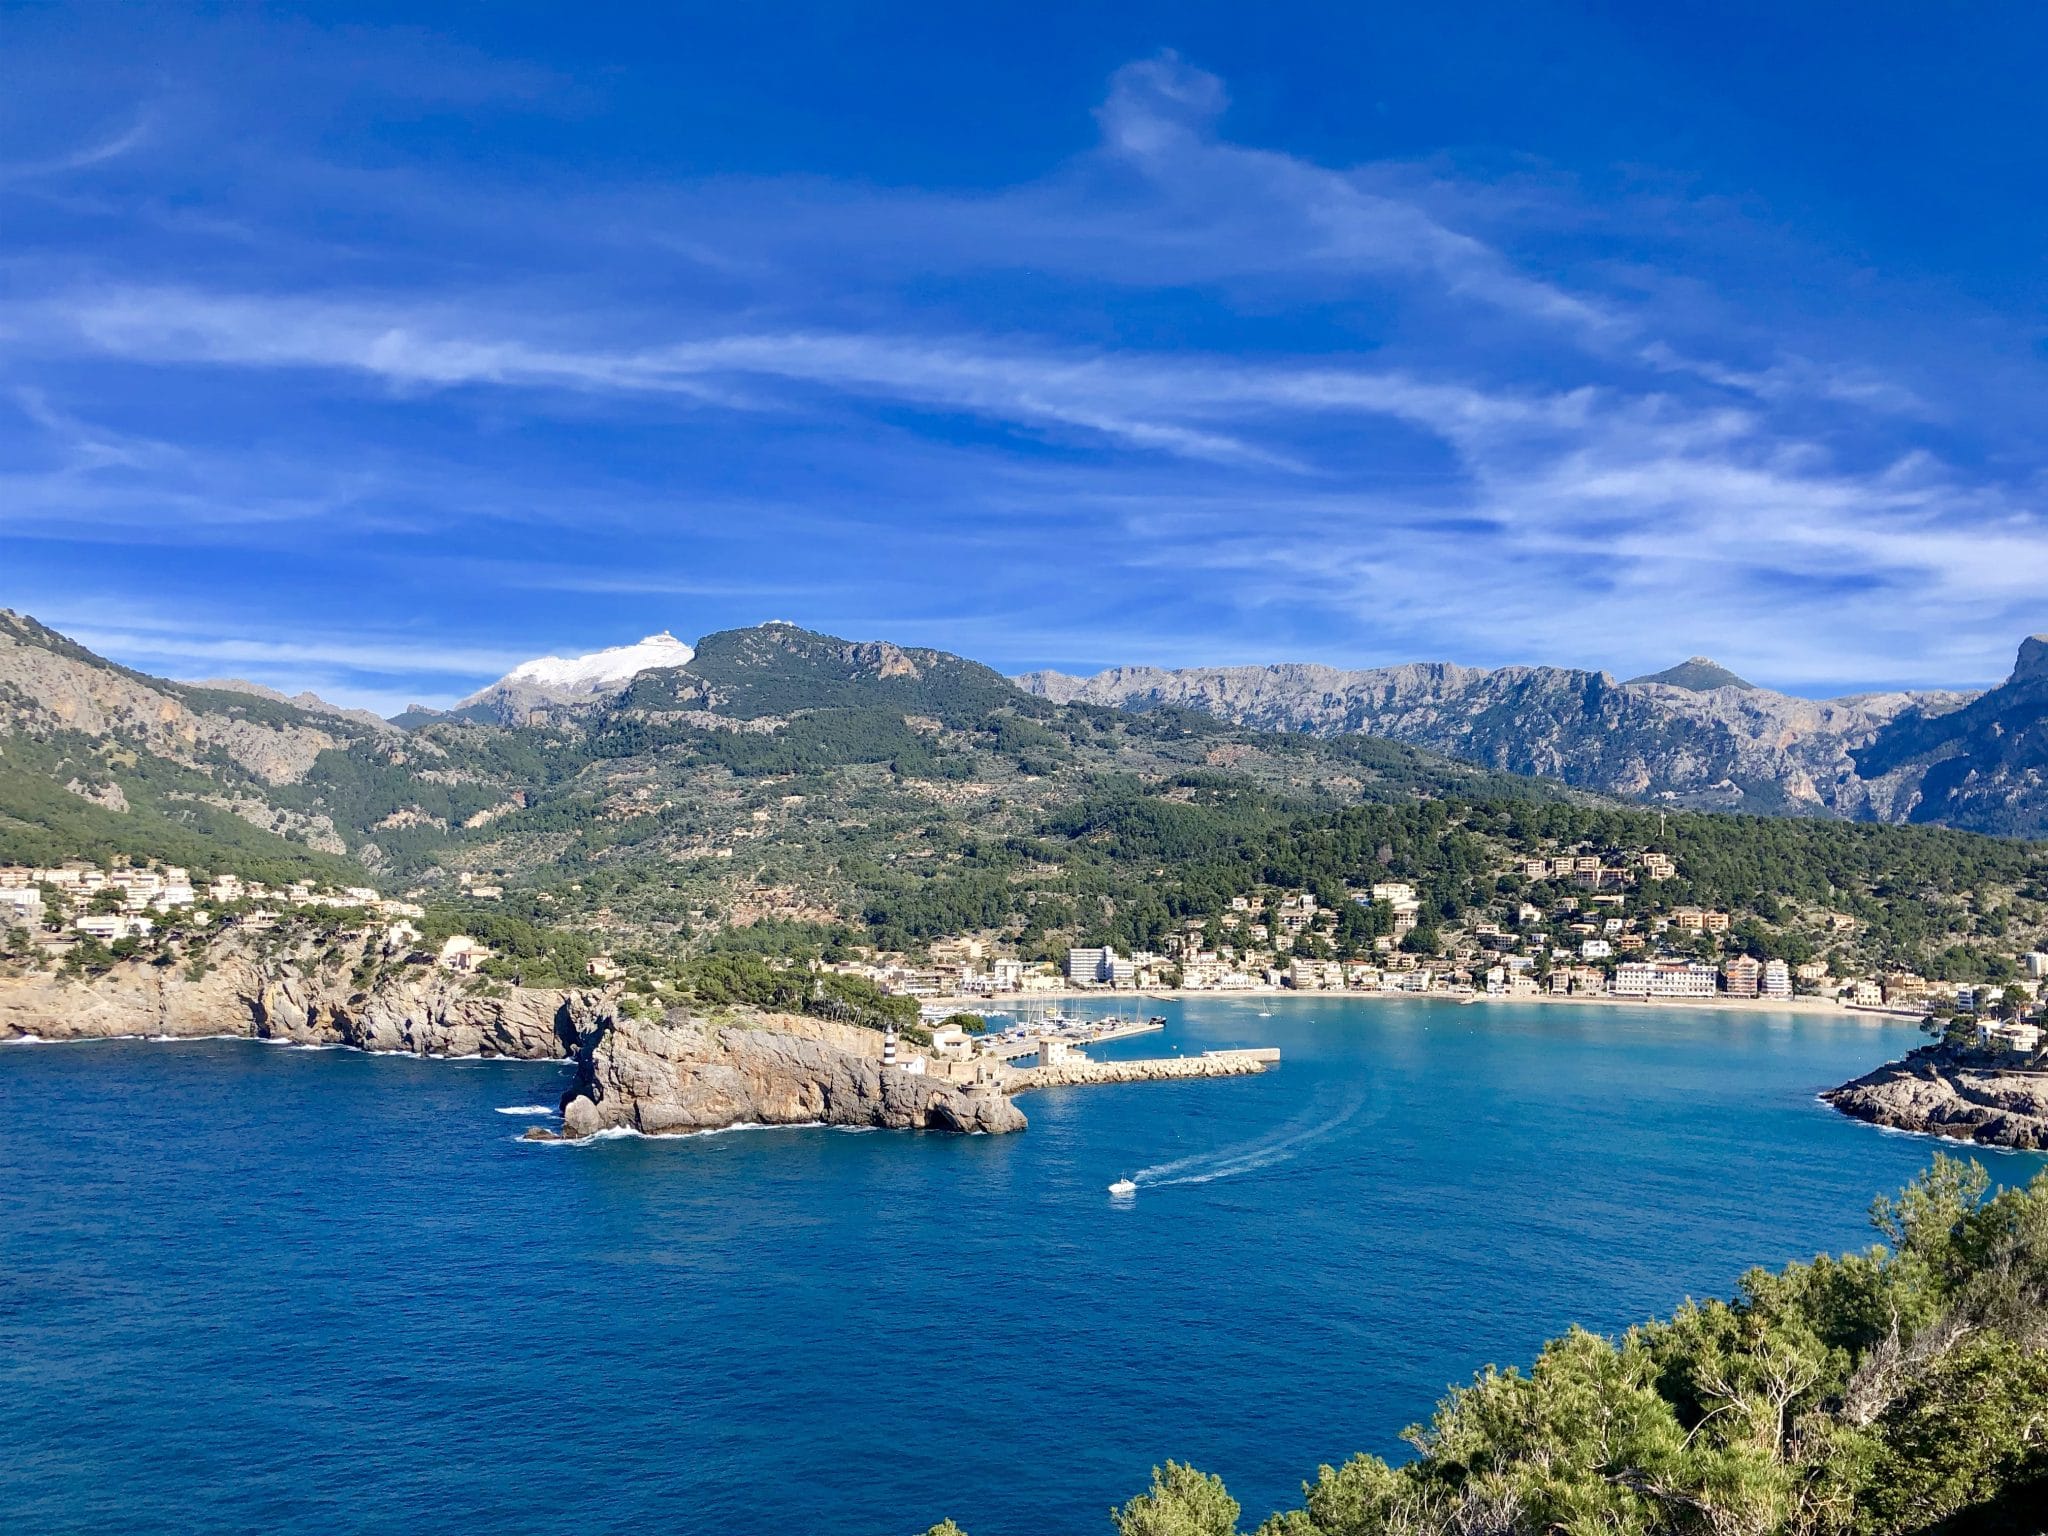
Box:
(1824, 1044, 2048, 1150)
(0, 944, 1024, 1137)
(547, 1010, 1025, 1138)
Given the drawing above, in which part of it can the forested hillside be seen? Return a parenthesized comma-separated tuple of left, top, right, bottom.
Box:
(6, 613, 2048, 984)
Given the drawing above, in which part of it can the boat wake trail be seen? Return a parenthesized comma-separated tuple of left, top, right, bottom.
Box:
(1130, 1083, 1376, 1191)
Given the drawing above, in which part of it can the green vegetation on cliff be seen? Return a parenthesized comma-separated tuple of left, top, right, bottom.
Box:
(7, 613, 2048, 985)
(926, 1157, 2048, 1536)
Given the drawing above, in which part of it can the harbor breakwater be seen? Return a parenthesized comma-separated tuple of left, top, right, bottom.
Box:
(1008, 1048, 1278, 1091)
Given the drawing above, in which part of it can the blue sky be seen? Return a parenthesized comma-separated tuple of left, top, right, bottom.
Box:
(5, 2, 2047, 713)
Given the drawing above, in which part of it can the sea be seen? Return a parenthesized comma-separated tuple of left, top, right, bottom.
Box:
(3, 997, 2041, 1536)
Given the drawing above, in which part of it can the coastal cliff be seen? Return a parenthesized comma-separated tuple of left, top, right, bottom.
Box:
(0, 943, 602, 1059)
(552, 1010, 1026, 1137)
(1824, 1044, 2048, 1150)
(0, 949, 1022, 1137)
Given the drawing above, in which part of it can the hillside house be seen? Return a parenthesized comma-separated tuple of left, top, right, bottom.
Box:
(437, 935, 490, 973)
(1978, 1020, 2043, 1054)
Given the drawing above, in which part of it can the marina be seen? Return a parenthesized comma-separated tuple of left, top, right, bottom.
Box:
(974, 1012, 1168, 1063)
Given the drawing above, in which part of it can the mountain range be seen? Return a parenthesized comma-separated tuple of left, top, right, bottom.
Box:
(1019, 641, 2048, 836)
(4, 607, 2047, 890)
(0, 610, 1548, 903)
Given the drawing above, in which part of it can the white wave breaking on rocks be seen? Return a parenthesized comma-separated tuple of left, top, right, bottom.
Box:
(518, 1118, 835, 1147)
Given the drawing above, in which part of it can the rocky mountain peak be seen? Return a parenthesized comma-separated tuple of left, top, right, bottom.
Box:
(1625, 657, 1756, 692)
(633, 624, 1024, 723)
(452, 631, 699, 723)
(2009, 634, 2048, 686)
(187, 678, 398, 734)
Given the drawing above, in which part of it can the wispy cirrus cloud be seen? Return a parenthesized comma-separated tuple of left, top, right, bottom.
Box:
(21, 605, 530, 714)
(3, 34, 2044, 699)
(33, 284, 1575, 467)
(0, 109, 157, 184)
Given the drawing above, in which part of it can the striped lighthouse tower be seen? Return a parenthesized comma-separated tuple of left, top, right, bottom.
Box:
(882, 1022, 897, 1071)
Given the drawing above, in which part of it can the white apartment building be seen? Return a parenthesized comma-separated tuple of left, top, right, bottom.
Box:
(1977, 1020, 2043, 1054)
(1065, 946, 1112, 983)
(1287, 958, 1345, 991)
(0, 888, 44, 928)
(1613, 961, 1718, 999)
(73, 914, 153, 942)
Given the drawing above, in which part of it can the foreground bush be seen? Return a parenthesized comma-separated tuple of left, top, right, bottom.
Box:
(928, 1156, 2048, 1534)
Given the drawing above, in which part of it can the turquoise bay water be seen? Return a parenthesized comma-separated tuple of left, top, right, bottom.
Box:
(3, 999, 2042, 1535)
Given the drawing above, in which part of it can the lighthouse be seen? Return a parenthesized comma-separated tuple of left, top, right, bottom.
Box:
(882, 1022, 898, 1071)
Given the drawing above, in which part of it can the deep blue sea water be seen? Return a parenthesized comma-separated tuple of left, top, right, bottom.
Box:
(4, 998, 2042, 1536)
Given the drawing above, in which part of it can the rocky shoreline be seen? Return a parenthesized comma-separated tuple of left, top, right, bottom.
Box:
(539, 1010, 1023, 1139)
(3, 947, 1300, 1142)
(0, 947, 1025, 1138)
(1824, 1043, 2048, 1151)
(0, 946, 602, 1059)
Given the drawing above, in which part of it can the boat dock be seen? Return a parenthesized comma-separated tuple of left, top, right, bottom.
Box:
(979, 1014, 1166, 1063)
(914, 1012, 1279, 1096)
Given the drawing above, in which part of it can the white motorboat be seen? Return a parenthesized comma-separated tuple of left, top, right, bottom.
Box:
(1107, 1177, 1137, 1197)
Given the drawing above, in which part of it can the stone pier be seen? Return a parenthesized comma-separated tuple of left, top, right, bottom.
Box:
(1005, 1049, 1277, 1092)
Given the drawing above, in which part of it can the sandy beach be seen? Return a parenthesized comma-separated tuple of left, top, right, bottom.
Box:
(928, 985, 1917, 1022)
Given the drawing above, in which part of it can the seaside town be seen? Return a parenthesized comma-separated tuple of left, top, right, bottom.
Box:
(9, 838, 2042, 1060)
(817, 847, 2046, 1047)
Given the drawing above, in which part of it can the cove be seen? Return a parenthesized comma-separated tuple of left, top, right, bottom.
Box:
(3, 998, 2041, 1535)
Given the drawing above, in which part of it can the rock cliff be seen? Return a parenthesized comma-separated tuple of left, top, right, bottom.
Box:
(0, 945, 602, 1059)
(554, 1010, 1026, 1137)
(1824, 1045, 2048, 1150)
(1848, 635, 2048, 837)
(1018, 658, 1968, 818)
(2, 948, 1023, 1136)
(0, 610, 362, 786)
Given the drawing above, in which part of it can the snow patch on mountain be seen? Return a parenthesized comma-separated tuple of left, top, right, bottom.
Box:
(460, 632, 694, 706)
